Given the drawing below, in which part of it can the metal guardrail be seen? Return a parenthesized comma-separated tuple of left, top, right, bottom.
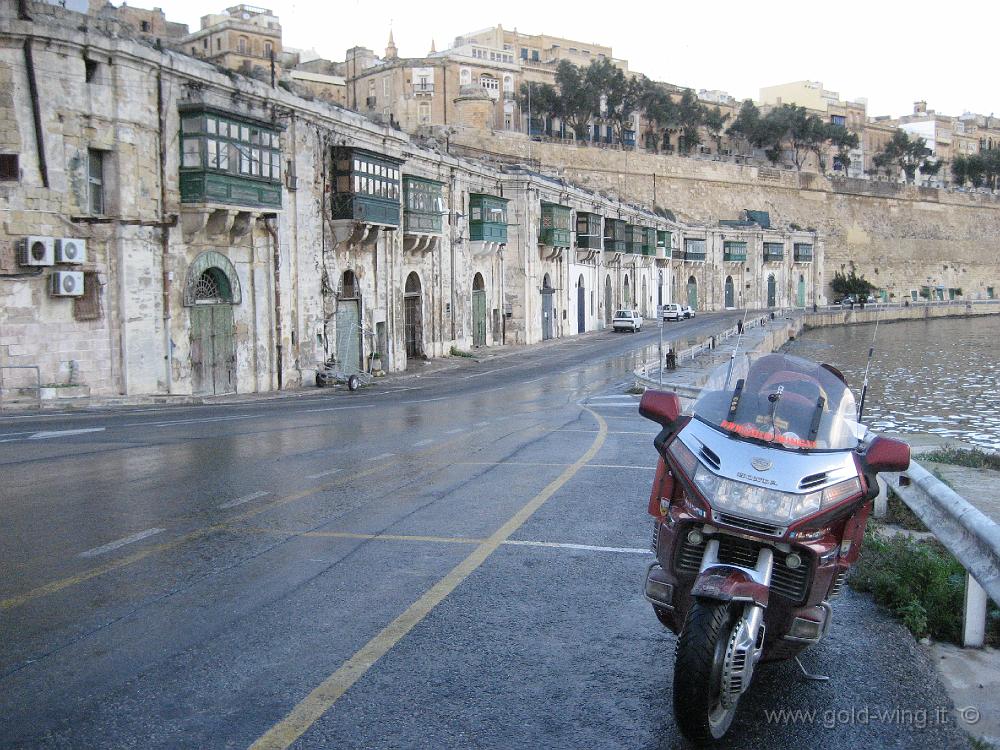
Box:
(884, 461, 1000, 648)
(0, 365, 41, 411)
(815, 298, 998, 313)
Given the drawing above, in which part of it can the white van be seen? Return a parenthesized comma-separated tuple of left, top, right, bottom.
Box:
(661, 303, 683, 321)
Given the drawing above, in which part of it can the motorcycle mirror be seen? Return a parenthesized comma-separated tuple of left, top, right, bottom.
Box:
(639, 390, 682, 427)
(864, 436, 911, 473)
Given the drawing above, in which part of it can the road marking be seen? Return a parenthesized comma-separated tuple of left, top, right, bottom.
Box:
(504, 540, 649, 554)
(587, 395, 637, 401)
(554, 429, 654, 435)
(125, 414, 253, 428)
(453, 461, 655, 471)
(412, 439, 434, 447)
(585, 403, 640, 408)
(28, 427, 107, 440)
(368, 452, 395, 461)
(299, 405, 367, 413)
(444, 428, 465, 434)
(402, 396, 449, 404)
(249, 408, 608, 750)
(219, 491, 270, 509)
(473, 421, 490, 427)
(302, 531, 483, 545)
(79, 528, 165, 558)
(306, 469, 342, 480)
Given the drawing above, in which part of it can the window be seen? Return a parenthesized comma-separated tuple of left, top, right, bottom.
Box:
(383, 77, 390, 96)
(418, 101, 431, 125)
(216, 38, 221, 50)
(531, 50, 539, 61)
(460, 68, 471, 85)
(520, 48, 528, 59)
(88, 149, 105, 215)
(0, 154, 18, 181)
(479, 75, 498, 91)
(140, 20, 150, 32)
(264, 42, 272, 58)
(238, 36, 248, 54)
(73, 271, 103, 321)
(84, 58, 98, 82)
(203, 38, 208, 49)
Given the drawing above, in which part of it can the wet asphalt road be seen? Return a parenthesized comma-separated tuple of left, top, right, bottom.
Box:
(0, 315, 973, 749)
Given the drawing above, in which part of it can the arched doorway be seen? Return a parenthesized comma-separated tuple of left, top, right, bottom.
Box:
(687, 276, 698, 309)
(185, 251, 241, 395)
(472, 273, 487, 346)
(797, 274, 806, 307)
(623, 275, 631, 308)
(576, 274, 586, 334)
(336, 270, 362, 371)
(604, 275, 613, 324)
(767, 275, 776, 308)
(541, 273, 554, 340)
(404, 271, 423, 358)
(724, 276, 735, 309)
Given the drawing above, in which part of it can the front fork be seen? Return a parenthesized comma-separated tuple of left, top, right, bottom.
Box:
(696, 540, 774, 704)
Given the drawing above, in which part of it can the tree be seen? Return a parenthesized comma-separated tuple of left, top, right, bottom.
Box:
(819, 123, 859, 175)
(951, 154, 969, 186)
(703, 106, 730, 155)
(831, 270, 877, 298)
(517, 81, 559, 134)
(674, 89, 706, 155)
(552, 60, 598, 140)
(727, 100, 761, 155)
(639, 78, 677, 153)
(872, 131, 933, 183)
(586, 59, 641, 147)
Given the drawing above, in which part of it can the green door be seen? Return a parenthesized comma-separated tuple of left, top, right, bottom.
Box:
(797, 275, 806, 307)
(335, 299, 361, 371)
(767, 275, 776, 307)
(687, 277, 697, 309)
(190, 305, 235, 395)
(472, 290, 487, 346)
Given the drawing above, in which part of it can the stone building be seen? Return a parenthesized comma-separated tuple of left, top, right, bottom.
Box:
(178, 4, 283, 82)
(11, 2, 819, 402)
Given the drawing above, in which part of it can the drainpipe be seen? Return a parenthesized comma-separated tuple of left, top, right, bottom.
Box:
(262, 214, 282, 390)
(157, 67, 172, 393)
(449, 167, 457, 341)
(23, 38, 48, 188)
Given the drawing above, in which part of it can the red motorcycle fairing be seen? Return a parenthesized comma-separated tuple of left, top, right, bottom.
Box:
(691, 566, 770, 607)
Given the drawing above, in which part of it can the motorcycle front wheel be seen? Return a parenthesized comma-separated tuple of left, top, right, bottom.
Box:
(673, 599, 740, 744)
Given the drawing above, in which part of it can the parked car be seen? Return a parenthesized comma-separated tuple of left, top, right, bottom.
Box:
(661, 303, 683, 321)
(681, 305, 696, 319)
(612, 309, 642, 332)
(836, 295, 858, 306)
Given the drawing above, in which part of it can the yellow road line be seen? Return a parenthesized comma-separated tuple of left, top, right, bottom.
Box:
(1, 422, 545, 612)
(301, 531, 483, 545)
(249, 408, 608, 750)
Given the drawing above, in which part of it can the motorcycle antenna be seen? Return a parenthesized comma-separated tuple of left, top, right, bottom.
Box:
(724, 306, 753, 390)
(857, 304, 881, 421)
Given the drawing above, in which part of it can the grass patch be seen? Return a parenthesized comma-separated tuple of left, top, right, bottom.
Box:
(850, 525, 1000, 645)
(920, 446, 1000, 471)
(449, 346, 475, 358)
(624, 384, 646, 395)
(883, 487, 928, 532)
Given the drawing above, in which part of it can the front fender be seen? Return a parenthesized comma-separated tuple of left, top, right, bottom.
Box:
(691, 565, 770, 608)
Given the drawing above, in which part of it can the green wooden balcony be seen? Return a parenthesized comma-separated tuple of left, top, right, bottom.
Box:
(604, 218, 626, 253)
(403, 176, 444, 235)
(683, 239, 707, 262)
(576, 211, 603, 250)
(723, 241, 748, 262)
(540, 202, 572, 247)
(794, 243, 814, 262)
(625, 224, 643, 254)
(469, 193, 508, 243)
(763, 242, 784, 261)
(330, 146, 403, 227)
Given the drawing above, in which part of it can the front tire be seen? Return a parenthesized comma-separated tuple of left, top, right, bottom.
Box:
(673, 599, 740, 744)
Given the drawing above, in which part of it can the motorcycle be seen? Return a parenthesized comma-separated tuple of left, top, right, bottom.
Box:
(638, 352, 910, 743)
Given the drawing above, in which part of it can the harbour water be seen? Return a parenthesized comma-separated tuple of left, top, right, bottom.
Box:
(782, 315, 1000, 450)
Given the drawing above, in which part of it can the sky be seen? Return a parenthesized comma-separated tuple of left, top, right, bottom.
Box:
(154, 0, 999, 119)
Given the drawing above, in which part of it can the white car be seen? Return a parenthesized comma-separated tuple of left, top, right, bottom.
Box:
(661, 303, 683, 321)
(681, 305, 696, 319)
(612, 309, 642, 332)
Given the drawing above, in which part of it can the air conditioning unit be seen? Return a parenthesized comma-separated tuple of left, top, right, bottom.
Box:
(55, 238, 87, 264)
(51, 270, 85, 297)
(17, 236, 55, 267)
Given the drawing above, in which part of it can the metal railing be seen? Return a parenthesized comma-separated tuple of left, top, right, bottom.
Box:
(883, 462, 1000, 648)
(0, 365, 41, 411)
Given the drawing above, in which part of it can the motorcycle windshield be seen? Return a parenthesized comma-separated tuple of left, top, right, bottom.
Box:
(688, 353, 861, 451)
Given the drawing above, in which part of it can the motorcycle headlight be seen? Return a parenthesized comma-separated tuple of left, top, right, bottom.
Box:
(689, 465, 862, 526)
